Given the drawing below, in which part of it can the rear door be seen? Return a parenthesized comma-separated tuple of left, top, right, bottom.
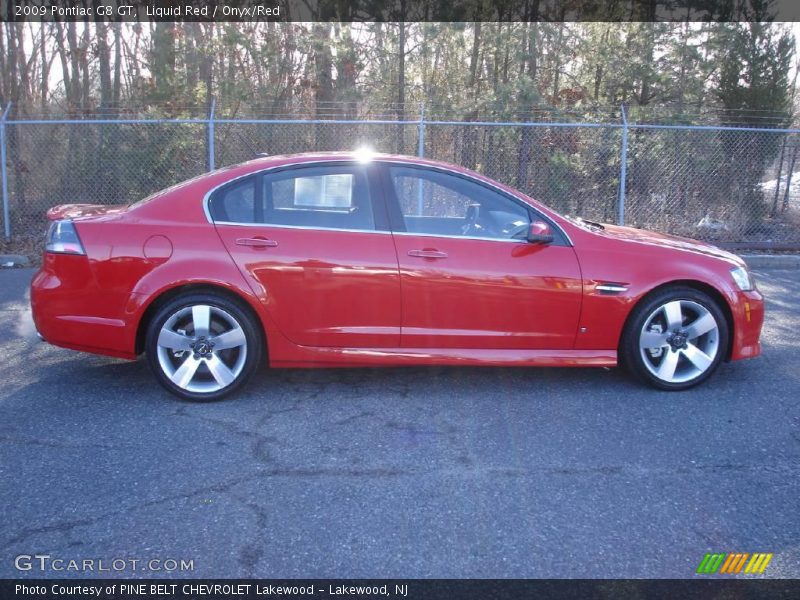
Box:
(210, 162, 401, 348)
(381, 164, 583, 350)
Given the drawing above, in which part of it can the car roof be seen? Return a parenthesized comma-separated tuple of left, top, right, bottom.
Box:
(132, 151, 557, 227)
(232, 151, 471, 173)
(134, 152, 471, 209)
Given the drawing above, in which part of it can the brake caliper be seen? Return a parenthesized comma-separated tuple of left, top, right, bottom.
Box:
(647, 323, 664, 358)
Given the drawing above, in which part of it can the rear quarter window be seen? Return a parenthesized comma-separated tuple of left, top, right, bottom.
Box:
(208, 177, 257, 223)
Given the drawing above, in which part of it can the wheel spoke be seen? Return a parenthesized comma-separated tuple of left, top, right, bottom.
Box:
(682, 343, 713, 372)
(685, 311, 717, 340)
(171, 355, 202, 389)
(157, 329, 193, 351)
(656, 350, 680, 381)
(206, 354, 236, 387)
(640, 330, 669, 350)
(192, 305, 211, 338)
(662, 301, 684, 330)
(211, 326, 246, 350)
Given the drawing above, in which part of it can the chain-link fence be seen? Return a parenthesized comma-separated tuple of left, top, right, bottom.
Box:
(2, 105, 799, 248)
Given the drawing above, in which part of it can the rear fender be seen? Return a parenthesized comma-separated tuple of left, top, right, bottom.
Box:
(123, 256, 287, 355)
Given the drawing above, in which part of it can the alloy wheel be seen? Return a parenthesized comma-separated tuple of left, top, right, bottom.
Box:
(155, 304, 248, 394)
(638, 299, 720, 385)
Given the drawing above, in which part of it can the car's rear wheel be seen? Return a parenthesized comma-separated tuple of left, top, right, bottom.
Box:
(621, 287, 729, 391)
(145, 292, 262, 401)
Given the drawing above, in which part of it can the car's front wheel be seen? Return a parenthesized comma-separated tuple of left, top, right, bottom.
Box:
(145, 292, 262, 401)
(622, 287, 729, 391)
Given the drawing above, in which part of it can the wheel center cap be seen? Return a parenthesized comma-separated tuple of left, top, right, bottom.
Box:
(196, 341, 210, 354)
(669, 331, 688, 350)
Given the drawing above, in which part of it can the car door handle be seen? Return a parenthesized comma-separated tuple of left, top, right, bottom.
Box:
(235, 237, 278, 248)
(408, 249, 448, 259)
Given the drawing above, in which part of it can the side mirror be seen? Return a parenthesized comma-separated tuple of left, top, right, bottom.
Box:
(527, 220, 554, 244)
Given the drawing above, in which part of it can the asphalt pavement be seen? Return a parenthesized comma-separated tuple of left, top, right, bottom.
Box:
(0, 267, 798, 579)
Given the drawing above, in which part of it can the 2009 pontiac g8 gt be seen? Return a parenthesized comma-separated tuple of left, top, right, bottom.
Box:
(31, 152, 764, 401)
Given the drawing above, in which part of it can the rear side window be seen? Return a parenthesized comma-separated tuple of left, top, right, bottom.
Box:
(273, 173, 354, 209)
(264, 166, 374, 230)
(209, 166, 375, 231)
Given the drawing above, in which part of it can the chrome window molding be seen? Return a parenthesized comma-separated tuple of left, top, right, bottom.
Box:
(200, 157, 574, 246)
(392, 230, 528, 244)
(211, 221, 526, 244)
(211, 220, 391, 236)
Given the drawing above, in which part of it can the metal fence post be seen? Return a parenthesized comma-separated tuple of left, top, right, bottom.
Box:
(417, 102, 425, 158)
(417, 103, 425, 215)
(208, 98, 216, 171)
(1, 103, 11, 240)
(617, 104, 628, 226)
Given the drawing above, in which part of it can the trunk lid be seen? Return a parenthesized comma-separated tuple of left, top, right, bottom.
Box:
(46, 203, 127, 221)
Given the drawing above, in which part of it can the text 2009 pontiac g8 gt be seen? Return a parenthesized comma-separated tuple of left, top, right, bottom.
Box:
(31, 152, 764, 401)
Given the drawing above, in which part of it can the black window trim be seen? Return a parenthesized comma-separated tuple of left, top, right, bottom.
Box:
(376, 161, 571, 247)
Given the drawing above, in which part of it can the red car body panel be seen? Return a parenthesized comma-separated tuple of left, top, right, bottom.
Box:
(566, 224, 764, 359)
(214, 225, 402, 348)
(391, 235, 583, 349)
(30, 152, 764, 371)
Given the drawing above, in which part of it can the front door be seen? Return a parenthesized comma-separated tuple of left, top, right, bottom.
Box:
(211, 163, 401, 348)
(381, 164, 583, 350)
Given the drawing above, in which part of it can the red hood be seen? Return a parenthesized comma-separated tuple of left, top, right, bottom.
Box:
(598, 223, 745, 266)
(46, 204, 127, 221)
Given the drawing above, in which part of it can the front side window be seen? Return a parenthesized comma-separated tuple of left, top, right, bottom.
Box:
(209, 165, 375, 231)
(388, 166, 530, 240)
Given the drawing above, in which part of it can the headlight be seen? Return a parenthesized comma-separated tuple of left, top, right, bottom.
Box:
(730, 266, 753, 291)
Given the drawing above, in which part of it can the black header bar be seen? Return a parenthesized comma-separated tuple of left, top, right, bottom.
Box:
(3, 0, 800, 22)
(3, 579, 800, 600)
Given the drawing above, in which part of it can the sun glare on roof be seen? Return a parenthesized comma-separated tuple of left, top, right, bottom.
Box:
(354, 147, 375, 163)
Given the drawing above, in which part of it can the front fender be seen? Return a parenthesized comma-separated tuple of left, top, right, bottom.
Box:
(573, 240, 739, 351)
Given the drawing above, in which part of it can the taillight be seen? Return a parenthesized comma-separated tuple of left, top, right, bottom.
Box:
(45, 220, 86, 255)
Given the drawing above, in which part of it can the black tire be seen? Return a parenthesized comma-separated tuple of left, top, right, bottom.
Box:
(145, 292, 262, 401)
(620, 286, 729, 391)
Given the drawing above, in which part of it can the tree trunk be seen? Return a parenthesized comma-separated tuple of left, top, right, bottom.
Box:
(397, 20, 406, 154)
(96, 20, 112, 111)
(517, 3, 540, 189)
(66, 23, 82, 110)
(39, 25, 49, 113)
(80, 25, 91, 111)
(312, 22, 334, 149)
(185, 23, 198, 109)
(151, 23, 176, 104)
(551, 22, 565, 102)
(781, 143, 798, 213)
(462, 23, 482, 169)
(113, 22, 122, 107)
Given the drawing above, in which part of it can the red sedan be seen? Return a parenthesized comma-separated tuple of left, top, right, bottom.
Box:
(30, 152, 764, 401)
